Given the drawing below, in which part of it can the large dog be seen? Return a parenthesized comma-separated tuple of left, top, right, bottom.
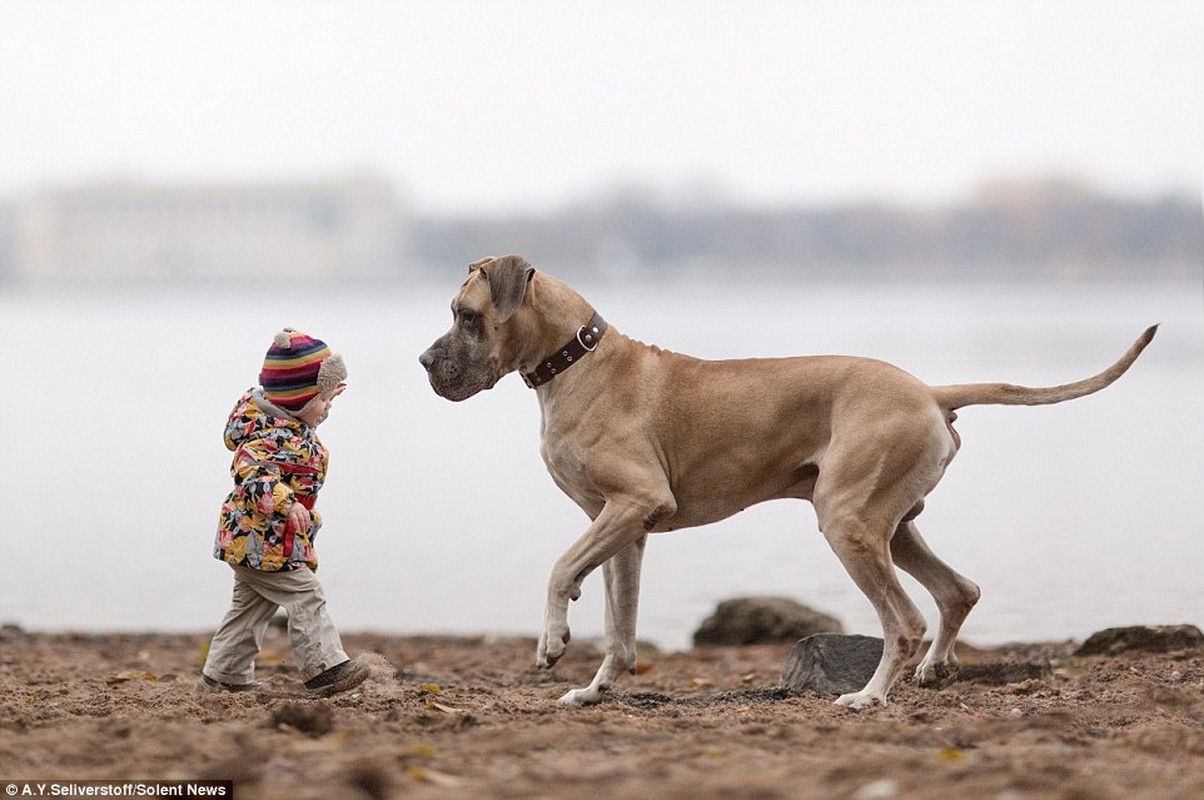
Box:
(419, 255, 1155, 709)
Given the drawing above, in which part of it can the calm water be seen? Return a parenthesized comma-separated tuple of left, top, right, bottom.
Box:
(2, 277, 1201, 650)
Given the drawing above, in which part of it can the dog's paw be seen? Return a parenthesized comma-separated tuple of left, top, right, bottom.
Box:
(914, 662, 944, 688)
(558, 685, 606, 707)
(536, 624, 571, 669)
(914, 662, 937, 687)
(835, 690, 887, 711)
(914, 655, 958, 688)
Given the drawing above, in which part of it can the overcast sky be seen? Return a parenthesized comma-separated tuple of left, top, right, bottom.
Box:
(1, 0, 1201, 213)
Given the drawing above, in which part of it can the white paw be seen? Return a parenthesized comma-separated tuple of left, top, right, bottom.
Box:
(835, 690, 887, 710)
(914, 653, 958, 687)
(558, 686, 605, 707)
(536, 622, 571, 669)
(914, 661, 938, 686)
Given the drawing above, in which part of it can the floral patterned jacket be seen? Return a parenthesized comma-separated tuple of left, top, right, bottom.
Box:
(213, 389, 327, 571)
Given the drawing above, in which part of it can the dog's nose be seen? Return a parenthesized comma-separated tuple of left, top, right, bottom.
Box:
(419, 348, 436, 371)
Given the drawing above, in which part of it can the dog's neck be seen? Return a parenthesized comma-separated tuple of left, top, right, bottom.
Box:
(521, 310, 608, 388)
(512, 274, 601, 381)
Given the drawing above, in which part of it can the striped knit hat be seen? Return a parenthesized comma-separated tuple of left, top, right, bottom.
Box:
(260, 328, 347, 412)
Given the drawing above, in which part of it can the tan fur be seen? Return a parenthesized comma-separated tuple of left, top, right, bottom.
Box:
(419, 256, 1156, 709)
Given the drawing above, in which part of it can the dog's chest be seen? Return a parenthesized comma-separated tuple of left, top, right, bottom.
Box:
(539, 428, 588, 482)
(539, 435, 605, 513)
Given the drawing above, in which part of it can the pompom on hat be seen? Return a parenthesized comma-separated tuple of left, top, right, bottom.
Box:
(260, 328, 347, 413)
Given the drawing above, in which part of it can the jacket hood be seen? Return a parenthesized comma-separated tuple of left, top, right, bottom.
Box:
(224, 389, 305, 452)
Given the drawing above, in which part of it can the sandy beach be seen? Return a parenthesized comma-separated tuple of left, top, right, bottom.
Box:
(1, 627, 1201, 799)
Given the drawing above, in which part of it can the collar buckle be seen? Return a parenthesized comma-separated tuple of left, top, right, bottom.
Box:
(577, 324, 600, 352)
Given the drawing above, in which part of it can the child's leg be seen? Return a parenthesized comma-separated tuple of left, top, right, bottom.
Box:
(203, 568, 279, 684)
(229, 565, 349, 682)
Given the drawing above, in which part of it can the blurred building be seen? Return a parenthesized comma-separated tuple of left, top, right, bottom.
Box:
(0, 201, 16, 283)
(5, 175, 406, 284)
(1, 174, 1197, 285)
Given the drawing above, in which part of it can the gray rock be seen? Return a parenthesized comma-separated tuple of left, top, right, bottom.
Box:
(781, 633, 883, 697)
(1074, 624, 1204, 656)
(0, 623, 26, 642)
(692, 596, 844, 647)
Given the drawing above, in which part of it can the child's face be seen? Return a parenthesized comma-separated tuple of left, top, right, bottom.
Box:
(298, 382, 346, 428)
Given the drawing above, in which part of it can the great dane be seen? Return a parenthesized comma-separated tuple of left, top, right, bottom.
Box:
(418, 255, 1155, 709)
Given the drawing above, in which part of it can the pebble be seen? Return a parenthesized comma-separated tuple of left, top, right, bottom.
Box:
(852, 778, 899, 800)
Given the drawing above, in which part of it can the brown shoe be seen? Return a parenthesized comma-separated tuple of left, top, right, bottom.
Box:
(304, 658, 370, 697)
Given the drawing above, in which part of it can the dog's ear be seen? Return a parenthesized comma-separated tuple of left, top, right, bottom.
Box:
(467, 256, 497, 274)
(480, 255, 535, 323)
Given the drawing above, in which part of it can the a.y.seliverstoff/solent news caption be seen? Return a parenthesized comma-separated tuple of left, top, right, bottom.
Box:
(4, 782, 232, 798)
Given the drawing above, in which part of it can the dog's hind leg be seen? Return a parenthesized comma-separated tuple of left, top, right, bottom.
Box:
(817, 508, 928, 710)
(813, 442, 937, 709)
(890, 520, 980, 685)
(559, 535, 647, 707)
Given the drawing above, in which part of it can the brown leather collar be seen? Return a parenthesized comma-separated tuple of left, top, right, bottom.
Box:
(522, 311, 608, 388)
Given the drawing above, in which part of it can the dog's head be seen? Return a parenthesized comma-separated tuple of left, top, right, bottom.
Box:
(419, 255, 536, 401)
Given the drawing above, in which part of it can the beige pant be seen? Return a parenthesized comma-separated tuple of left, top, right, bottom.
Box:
(203, 564, 348, 684)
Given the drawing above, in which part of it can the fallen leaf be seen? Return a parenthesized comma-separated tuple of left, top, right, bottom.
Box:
(401, 743, 438, 759)
(938, 747, 966, 763)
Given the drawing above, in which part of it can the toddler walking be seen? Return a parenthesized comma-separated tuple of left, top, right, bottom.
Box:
(202, 328, 369, 696)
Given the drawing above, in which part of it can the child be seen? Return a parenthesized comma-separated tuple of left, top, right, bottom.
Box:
(202, 328, 369, 696)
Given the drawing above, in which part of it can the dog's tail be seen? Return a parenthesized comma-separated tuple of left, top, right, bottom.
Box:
(930, 325, 1157, 411)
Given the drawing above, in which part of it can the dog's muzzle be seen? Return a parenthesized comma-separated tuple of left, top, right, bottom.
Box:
(419, 342, 497, 402)
(418, 346, 439, 373)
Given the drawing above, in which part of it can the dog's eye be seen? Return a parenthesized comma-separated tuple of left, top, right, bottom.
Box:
(458, 310, 479, 327)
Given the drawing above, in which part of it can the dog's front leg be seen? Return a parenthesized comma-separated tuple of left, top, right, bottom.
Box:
(537, 496, 672, 682)
(559, 534, 647, 707)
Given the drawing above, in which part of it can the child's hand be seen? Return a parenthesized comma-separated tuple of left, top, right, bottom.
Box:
(286, 502, 312, 535)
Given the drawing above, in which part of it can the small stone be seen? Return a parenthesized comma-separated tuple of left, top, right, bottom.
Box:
(852, 778, 898, 800)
